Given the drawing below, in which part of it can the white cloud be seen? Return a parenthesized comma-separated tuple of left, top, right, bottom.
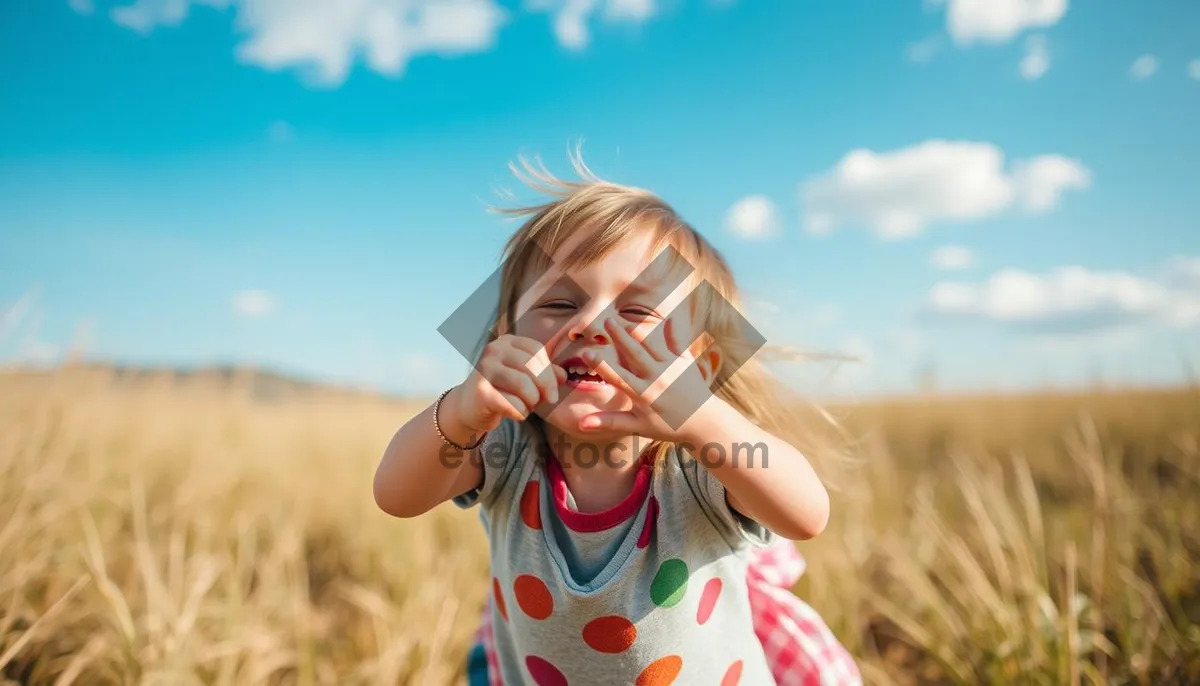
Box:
(1189, 59, 1200, 80)
(924, 259, 1200, 336)
(110, 0, 214, 34)
(69, 0, 96, 14)
(232, 290, 275, 318)
(1009, 154, 1091, 212)
(931, 245, 975, 270)
(1130, 54, 1158, 79)
(1020, 34, 1049, 79)
(800, 140, 1090, 239)
(940, 0, 1068, 45)
(95, 0, 664, 84)
(725, 195, 780, 240)
(529, 0, 659, 50)
(101, 0, 510, 86)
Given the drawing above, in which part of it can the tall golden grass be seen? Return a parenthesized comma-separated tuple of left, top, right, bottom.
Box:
(1, 365, 1197, 685)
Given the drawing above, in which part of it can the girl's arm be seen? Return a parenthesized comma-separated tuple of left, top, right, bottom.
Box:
(678, 396, 830, 541)
(373, 333, 564, 519)
(372, 385, 486, 519)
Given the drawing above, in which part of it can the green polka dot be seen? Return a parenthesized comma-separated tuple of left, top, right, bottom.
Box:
(650, 558, 689, 607)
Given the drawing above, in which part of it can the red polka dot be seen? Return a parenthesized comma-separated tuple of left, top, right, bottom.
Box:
(636, 655, 682, 686)
(513, 574, 554, 619)
(720, 660, 743, 686)
(520, 481, 541, 529)
(582, 615, 637, 653)
(696, 578, 722, 625)
(637, 496, 659, 549)
(492, 577, 508, 621)
(525, 655, 568, 686)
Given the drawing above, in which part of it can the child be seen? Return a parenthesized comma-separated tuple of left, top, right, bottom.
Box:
(373, 152, 861, 685)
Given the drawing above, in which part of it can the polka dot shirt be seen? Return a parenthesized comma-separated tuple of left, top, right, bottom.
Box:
(453, 418, 776, 685)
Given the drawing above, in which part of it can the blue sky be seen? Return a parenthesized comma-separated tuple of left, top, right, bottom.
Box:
(1, 0, 1198, 398)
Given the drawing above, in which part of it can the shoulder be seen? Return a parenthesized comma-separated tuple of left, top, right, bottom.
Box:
(654, 443, 774, 550)
(452, 417, 537, 510)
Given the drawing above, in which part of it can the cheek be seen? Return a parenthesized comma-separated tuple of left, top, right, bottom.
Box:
(512, 313, 564, 343)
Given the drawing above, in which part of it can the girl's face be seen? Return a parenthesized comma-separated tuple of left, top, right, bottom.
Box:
(512, 228, 703, 439)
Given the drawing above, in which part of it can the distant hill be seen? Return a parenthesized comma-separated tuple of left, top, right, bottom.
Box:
(0, 360, 413, 403)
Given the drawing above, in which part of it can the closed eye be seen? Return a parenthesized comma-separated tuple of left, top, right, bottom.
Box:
(622, 306, 660, 319)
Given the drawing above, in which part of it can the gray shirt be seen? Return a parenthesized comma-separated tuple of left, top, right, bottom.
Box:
(454, 417, 776, 685)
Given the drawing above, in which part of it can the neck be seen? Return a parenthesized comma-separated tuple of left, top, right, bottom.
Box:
(540, 421, 649, 513)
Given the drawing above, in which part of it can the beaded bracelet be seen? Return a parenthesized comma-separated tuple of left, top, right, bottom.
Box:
(434, 387, 486, 451)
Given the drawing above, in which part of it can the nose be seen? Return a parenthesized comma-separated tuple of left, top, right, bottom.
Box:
(566, 309, 612, 345)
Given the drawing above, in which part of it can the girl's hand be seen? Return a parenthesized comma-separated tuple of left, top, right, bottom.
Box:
(454, 334, 567, 435)
(577, 317, 722, 441)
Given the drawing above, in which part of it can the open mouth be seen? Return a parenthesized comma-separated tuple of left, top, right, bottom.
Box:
(560, 356, 608, 387)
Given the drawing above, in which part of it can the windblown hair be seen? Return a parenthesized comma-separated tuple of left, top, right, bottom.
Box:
(475, 145, 858, 490)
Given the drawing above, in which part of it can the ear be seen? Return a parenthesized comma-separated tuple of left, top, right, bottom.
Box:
(691, 337, 724, 384)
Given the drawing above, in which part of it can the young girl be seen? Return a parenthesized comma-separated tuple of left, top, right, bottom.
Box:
(373, 153, 861, 685)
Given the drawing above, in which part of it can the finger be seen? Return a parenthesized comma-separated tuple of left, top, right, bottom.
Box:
(506, 335, 564, 389)
(579, 410, 639, 434)
(637, 319, 673, 363)
(543, 320, 574, 362)
(583, 351, 641, 400)
(505, 335, 549, 363)
(487, 365, 542, 412)
(485, 385, 527, 421)
(605, 318, 657, 378)
(664, 316, 687, 359)
(503, 355, 560, 405)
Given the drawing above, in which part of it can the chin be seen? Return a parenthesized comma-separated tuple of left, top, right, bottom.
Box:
(541, 395, 626, 432)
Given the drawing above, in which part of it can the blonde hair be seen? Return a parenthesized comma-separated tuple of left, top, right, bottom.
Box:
(476, 146, 857, 491)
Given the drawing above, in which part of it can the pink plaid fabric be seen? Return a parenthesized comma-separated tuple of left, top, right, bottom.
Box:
(471, 537, 860, 685)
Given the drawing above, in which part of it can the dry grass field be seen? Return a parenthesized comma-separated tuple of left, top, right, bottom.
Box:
(1, 365, 1198, 685)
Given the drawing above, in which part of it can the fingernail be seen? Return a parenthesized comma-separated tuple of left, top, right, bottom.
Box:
(580, 416, 600, 429)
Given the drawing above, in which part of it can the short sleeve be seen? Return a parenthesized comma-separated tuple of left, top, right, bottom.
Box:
(452, 417, 524, 511)
(676, 447, 774, 549)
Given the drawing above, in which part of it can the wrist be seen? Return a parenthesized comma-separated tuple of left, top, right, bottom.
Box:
(436, 385, 487, 448)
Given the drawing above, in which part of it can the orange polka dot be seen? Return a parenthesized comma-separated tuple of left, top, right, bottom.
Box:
(492, 577, 508, 621)
(720, 660, 743, 686)
(636, 655, 682, 686)
(582, 615, 637, 653)
(513, 574, 554, 620)
(696, 578, 722, 625)
(520, 481, 541, 529)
